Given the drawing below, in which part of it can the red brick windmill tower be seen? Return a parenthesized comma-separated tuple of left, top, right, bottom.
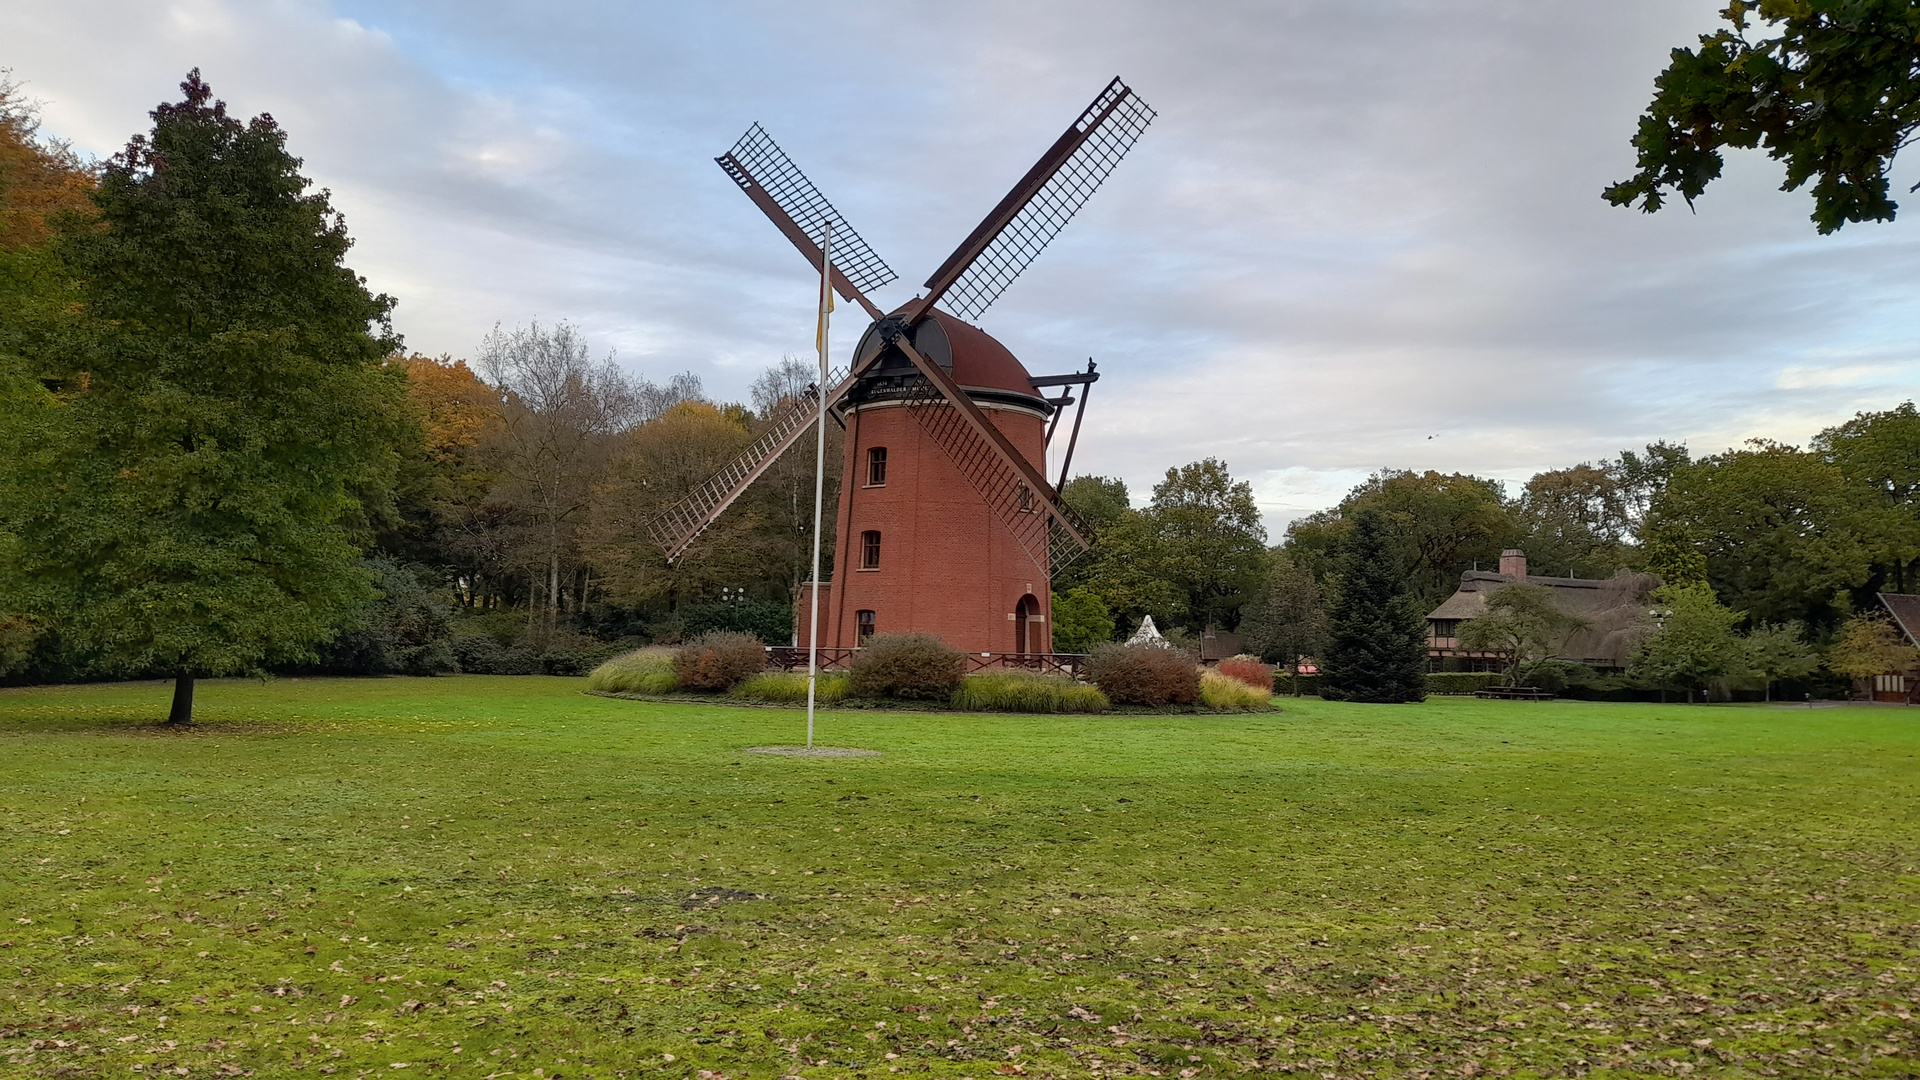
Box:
(647, 78, 1155, 656)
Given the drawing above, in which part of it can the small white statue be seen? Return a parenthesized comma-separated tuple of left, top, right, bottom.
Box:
(1126, 614, 1170, 648)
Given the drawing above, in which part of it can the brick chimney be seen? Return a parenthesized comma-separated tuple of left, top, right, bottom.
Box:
(1499, 549, 1527, 581)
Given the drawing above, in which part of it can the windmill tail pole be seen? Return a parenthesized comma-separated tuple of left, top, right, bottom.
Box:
(805, 223, 833, 749)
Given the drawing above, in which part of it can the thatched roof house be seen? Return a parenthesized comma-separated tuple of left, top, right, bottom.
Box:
(1871, 593, 1920, 703)
(1426, 550, 1660, 670)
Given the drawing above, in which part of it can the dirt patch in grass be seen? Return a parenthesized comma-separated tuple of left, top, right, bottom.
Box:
(745, 744, 881, 758)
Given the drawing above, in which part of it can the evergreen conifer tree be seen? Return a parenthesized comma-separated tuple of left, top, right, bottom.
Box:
(1321, 510, 1428, 703)
(0, 71, 408, 722)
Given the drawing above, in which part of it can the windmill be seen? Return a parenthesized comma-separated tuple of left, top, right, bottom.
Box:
(648, 77, 1154, 657)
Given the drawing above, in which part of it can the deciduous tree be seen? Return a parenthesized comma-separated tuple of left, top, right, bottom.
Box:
(1651, 440, 1875, 628)
(1457, 583, 1592, 688)
(1049, 587, 1115, 653)
(1, 71, 409, 722)
(1629, 585, 1748, 703)
(1743, 621, 1820, 701)
(1240, 552, 1328, 680)
(476, 320, 641, 642)
(1607, 0, 1920, 233)
(1826, 611, 1919, 691)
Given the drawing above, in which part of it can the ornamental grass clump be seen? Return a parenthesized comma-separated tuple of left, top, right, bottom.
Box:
(952, 670, 1110, 713)
(1216, 655, 1274, 690)
(673, 632, 767, 691)
(730, 670, 850, 704)
(586, 647, 678, 694)
(849, 633, 965, 700)
(1200, 669, 1273, 710)
(1084, 643, 1200, 706)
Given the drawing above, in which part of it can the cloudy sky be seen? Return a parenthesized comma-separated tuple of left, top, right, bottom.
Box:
(8, 0, 1920, 535)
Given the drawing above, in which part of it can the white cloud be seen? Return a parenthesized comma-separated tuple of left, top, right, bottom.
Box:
(8, 0, 1920, 536)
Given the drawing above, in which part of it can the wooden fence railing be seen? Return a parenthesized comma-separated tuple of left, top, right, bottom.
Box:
(764, 647, 1089, 676)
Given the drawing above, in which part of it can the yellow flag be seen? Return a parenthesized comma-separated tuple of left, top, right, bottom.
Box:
(815, 264, 834, 355)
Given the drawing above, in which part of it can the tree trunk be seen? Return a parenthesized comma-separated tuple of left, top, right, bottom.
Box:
(167, 674, 195, 725)
(1764, 678, 1771, 703)
(548, 552, 561, 637)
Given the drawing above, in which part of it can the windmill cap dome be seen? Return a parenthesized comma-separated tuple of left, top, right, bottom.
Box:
(852, 305, 1045, 405)
(923, 308, 1041, 400)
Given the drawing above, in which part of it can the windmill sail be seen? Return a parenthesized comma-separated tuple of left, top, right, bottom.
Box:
(896, 375, 1094, 576)
(644, 367, 846, 561)
(717, 124, 898, 302)
(921, 78, 1156, 321)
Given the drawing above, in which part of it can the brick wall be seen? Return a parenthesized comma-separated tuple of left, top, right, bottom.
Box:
(823, 400, 1053, 655)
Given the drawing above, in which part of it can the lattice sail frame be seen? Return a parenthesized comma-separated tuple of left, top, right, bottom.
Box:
(892, 375, 1095, 577)
(718, 124, 898, 296)
(938, 80, 1157, 321)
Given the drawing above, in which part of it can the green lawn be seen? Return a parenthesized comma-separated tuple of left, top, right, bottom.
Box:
(1, 678, 1916, 1079)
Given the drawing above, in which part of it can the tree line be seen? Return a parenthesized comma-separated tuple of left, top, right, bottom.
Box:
(5, 72, 1918, 715)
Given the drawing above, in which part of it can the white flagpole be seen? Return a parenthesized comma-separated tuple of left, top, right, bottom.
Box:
(805, 223, 833, 749)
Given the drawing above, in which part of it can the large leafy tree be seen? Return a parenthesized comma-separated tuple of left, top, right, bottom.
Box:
(1607, 1, 1920, 233)
(1286, 470, 1518, 609)
(1813, 401, 1920, 593)
(1, 71, 409, 721)
(1650, 440, 1877, 628)
(1514, 464, 1634, 579)
(1143, 458, 1268, 633)
(1320, 510, 1428, 704)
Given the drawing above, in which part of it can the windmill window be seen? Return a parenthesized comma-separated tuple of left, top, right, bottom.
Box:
(1016, 481, 1034, 513)
(857, 610, 876, 642)
(861, 530, 882, 569)
(866, 447, 888, 486)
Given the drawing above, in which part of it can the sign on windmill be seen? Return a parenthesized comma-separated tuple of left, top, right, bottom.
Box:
(648, 78, 1155, 659)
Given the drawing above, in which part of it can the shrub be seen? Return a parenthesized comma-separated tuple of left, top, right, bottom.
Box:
(849, 633, 965, 700)
(673, 632, 767, 691)
(1216, 655, 1274, 690)
(1271, 669, 1320, 695)
(682, 598, 793, 645)
(730, 670, 851, 704)
(542, 641, 627, 676)
(1424, 671, 1503, 695)
(1085, 643, 1200, 706)
(1200, 670, 1272, 710)
(587, 647, 679, 694)
(952, 670, 1110, 713)
(452, 633, 542, 675)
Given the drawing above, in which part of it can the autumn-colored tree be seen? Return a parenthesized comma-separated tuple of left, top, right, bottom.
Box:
(1826, 612, 1919, 693)
(372, 354, 506, 588)
(0, 76, 95, 672)
(582, 400, 758, 617)
(0, 74, 95, 251)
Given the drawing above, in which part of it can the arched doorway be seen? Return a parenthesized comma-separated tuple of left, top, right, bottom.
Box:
(1013, 594, 1041, 655)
